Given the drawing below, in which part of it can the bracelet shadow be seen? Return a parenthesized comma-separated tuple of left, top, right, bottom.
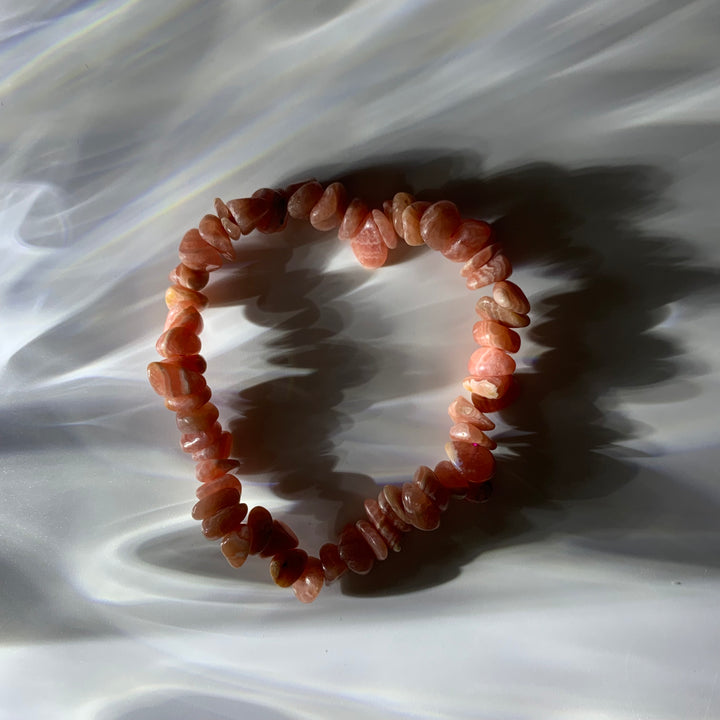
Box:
(205, 149, 720, 598)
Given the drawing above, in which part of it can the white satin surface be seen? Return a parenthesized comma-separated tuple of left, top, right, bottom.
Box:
(1, 1, 719, 718)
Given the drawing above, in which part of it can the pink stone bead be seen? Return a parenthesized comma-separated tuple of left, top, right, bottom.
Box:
(363, 498, 404, 552)
(462, 375, 513, 399)
(191, 430, 232, 461)
(372, 208, 398, 249)
(287, 181, 324, 219)
(164, 386, 212, 413)
(401, 201, 431, 246)
(191, 486, 241, 521)
(449, 423, 497, 449)
(176, 402, 219, 433)
(472, 320, 521, 353)
(221, 525, 251, 568)
(270, 548, 308, 588)
(460, 244, 499, 278)
(493, 280, 530, 314)
(356, 519, 388, 560)
(259, 520, 299, 558)
(337, 524, 375, 575)
(445, 441, 496, 485)
(379, 485, 413, 529)
(475, 296, 530, 328)
(468, 347, 516, 377)
(252, 189, 288, 234)
(226, 197, 271, 234)
(213, 197, 231, 220)
(310, 182, 347, 231)
(221, 216, 242, 240)
(247, 506, 274, 555)
(179, 228, 223, 272)
(164, 305, 204, 334)
(180, 421, 222, 453)
(195, 459, 240, 483)
(319, 542, 347, 583)
(351, 214, 389, 268)
(201, 502, 248, 539)
(442, 220, 493, 262)
(172, 354, 207, 373)
(447, 396, 495, 430)
(391, 192, 414, 237)
(164, 284, 208, 311)
(465, 253, 512, 290)
(169, 263, 209, 291)
(419, 200, 461, 252)
(401, 482, 441, 531)
(412, 465, 450, 511)
(282, 178, 316, 198)
(471, 385, 518, 414)
(156, 326, 201, 358)
(195, 473, 241, 499)
(199, 214, 235, 261)
(292, 556, 324, 603)
(147, 360, 206, 397)
(338, 198, 370, 240)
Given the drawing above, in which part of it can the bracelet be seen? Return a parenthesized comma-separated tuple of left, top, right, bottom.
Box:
(147, 179, 531, 603)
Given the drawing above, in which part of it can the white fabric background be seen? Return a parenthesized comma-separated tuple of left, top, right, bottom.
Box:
(1, 1, 719, 718)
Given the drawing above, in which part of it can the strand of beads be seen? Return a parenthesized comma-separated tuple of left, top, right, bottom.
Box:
(147, 179, 530, 603)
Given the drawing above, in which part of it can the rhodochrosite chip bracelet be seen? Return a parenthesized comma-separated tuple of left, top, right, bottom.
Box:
(147, 179, 531, 603)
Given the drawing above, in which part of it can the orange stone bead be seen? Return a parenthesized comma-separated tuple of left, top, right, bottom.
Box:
(191, 486, 241, 521)
(462, 375, 513, 400)
(191, 430, 232, 461)
(350, 214, 389, 268)
(180, 421, 221, 453)
(419, 200, 461, 252)
(221, 525, 252, 568)
(337, 523, 375, 575)
(164, 305, 204, 334)
(252, 188, 288, 234)
(178, 228, 223, 272)
(173, 354, 207, 373)
(412, 465, 450, 511)
(287, 181, 324, 219)
(165, 386, 212, 413)
(338, 198, 370, 240)
(270, 548, 308, 588)
(309, 182, 347, 231)
(465, 253, 512, 290)
(468, 347, 516, 377)
(147, 360, 206, 397)
(259, 520, 299, 558)
(156, 326, 201, 358)
(449, 423, 497, 449)
(199, 214, 235, 261)
(472, 320, 521, 353)
(195, 459, 240, 483)
(319, 542, 348, 583)
(475, 296, 530, 328)
(447, 396, 495, 430)
(363, 498, 404, 552)
(372, 209, 398, 249)
(391, 192, 414, 237)
(442, 220, 493, 262)
(195, 473, 241, 499)
(401, 201, 431, 246)
(169, 263, 209, 291)
(201, 503, 248, 539)
(247, 506, 274, 555)
(493, 280, 530, 314)
(292, 556, 324, 603)
(165, 284, 208, 311)
(176, 402, 219, 433)
(226, 197, 270, 234)
(356, 519, 388, 560)
(444, 441, 496, 485)
(401, 482, 441, 531)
